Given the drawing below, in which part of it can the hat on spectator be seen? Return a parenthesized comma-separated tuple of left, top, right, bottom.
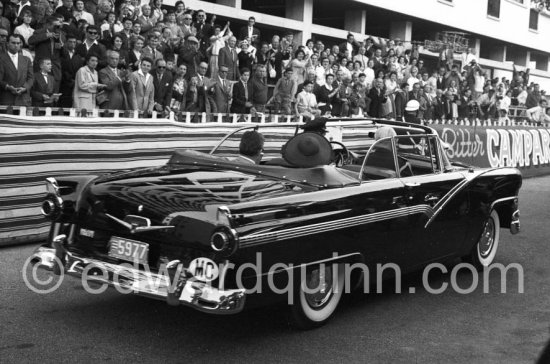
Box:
(405, 100, 420, 112)
(282, 132, 332, 168)
(187, 36, 199, 43)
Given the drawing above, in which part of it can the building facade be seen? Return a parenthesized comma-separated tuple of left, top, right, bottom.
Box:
(177, 0, 550, 88)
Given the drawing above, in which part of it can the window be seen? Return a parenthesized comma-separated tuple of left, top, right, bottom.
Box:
(361, 139, 397, 180)
(529, 9, 539, 30)
(395, 136, 441, 176)
(487, 0, 501, 18)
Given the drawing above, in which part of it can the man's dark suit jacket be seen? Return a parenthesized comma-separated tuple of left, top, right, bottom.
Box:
(28, 28, 63, 82)
(0, 52, 33, 106)
(59, 49, 84, 107)
(31, 71, 58, 107)
(230, 80, 253, 113)
(238, 26, 260, 45)
(368, 87, 387, 118)
(218, 46, 240, 81)
(75, 42, 107, 69)
(151, 70, 174, 109)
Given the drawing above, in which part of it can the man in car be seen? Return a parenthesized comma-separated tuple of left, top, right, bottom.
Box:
(231, 130, 264, 164)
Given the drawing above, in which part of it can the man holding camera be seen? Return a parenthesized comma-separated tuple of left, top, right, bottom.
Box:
(28, 16, 64, 91)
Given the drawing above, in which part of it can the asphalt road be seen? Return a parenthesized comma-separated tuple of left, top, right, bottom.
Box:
(1, 176, 550, 364)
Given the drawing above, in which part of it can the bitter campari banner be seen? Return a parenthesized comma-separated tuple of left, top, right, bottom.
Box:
(432, 125, 550, 178)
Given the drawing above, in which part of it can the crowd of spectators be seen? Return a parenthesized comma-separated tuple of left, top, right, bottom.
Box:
(0, 0, 548, 124)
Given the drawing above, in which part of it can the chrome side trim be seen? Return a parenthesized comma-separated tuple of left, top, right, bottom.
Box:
(239, 205, 435, 248)
(490, 196, 518, 211)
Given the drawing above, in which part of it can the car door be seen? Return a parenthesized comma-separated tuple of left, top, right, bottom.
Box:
(394, 134, 469, 265)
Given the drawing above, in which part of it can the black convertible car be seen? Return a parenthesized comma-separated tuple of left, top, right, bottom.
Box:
(30, 119, 521, 329)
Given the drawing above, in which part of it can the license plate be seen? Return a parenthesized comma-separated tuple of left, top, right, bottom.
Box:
(108, 237, 149, 264)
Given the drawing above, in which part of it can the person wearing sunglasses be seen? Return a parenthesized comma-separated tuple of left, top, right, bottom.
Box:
(152, 58, 173, 115)
(75, 24, 107, 69)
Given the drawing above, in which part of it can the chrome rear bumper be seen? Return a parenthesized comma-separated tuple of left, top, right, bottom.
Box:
(30, 235, 246, 314)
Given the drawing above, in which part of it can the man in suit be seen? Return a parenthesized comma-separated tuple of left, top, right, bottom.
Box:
(59, 34, 84, 108)
(193, 9, 213, 53)
(129, 57, 155, 116)
(176, 36, 203, 78)
(75, 25, 107, 69)
(195, 61, 211, 87)
(28, 16, 64, 90)
(218, 36, 239, 81)
(31, 58, 59, 107)
(116, 17, 135, 50)
(230, 67, 253, 114)
(55, 0, 74, 23)
(339, 33, 359, 57)
(98, 50, 130, 110)
(238, 17, 260, 47)
(0, 34, 33, 106)
(142, 34, 164, 63)
(433, 89, 445, 120)
(151, 58, 173, 114)
(394, 82, 409, 121)
(210, 64, 232, 114)
(368, 79, 387, 118)
(137, 4, 155, 35)
(229, 130, 264, 165)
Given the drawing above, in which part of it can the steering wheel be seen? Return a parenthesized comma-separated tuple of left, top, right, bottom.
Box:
(330, 141, 351, 167)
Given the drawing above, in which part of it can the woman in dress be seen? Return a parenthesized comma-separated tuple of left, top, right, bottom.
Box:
(170, 64, 188, 112)
(289, 49, 308, 85)
(238, 39, 256, 73)
(128, 35, 145, 71)
(73, 53, 106, 110)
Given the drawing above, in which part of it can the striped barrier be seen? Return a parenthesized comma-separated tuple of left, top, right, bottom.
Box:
(0, 114, 377, 246)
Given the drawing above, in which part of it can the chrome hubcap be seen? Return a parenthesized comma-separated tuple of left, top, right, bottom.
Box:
(479, 217, 495, 258)
(304, 266, 334, 309)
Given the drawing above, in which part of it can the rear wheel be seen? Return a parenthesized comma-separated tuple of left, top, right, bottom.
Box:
(465, 210, 500, 270)
(290, 263, 345, 330)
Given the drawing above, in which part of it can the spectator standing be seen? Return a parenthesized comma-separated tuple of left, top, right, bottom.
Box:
(170, 63, 187, 111)
(339, 33, 359, 57)
(315, 73, 338, 115)
(289, 49, 307, 85)
(151, 58, 173, 114)
(129, 57, 155, 115)
(239, 16, 260, 47)
(128, 35, 145, 71)
(109, 35, 130, 68)
(230, 67, 253, 114)
(193, 10, 213, 53)
(183, 75, 206, 116)
(250, 64, 268, 113)
(211, 64, 232, 114)
(73, 53, 106, 110)
(176, 35, 203, 78)
(100, 12, 123, 47)
(31, 58, 59, 107)
(238, 39, 255, 73)
(218, 36, 239, 81)
(271, 68, 296, 114)
(195, 61, 210, 87)
(14, 10, 34, 46)
(457, 89, 473, 119)
(29, 15, 63, 89)
(73, 0, 94, 25)
(267, 36, 283, 84)
(0, 28, 7, 53)
(394, 82, 409, 121)
(527, 99, 550, 125)
(142, 34, 163, 63)
(55, 0, 73, 22)
(296, 80, 321, 118)
(150, 0, 164, 25)
(137, 4, 154, 35)
(76, 25, 107, 69)
(179, 12, 196, 39)
(116, 17, 134, 50)
(0, 34, 33, 106)
(368, 78, 387, 118)
(206, 22, 231, 80)
(98, 50, 130, 110)
(59, 34, 83, 107)
(525, 84, 542, 109)
(349, 82, 368, 116)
